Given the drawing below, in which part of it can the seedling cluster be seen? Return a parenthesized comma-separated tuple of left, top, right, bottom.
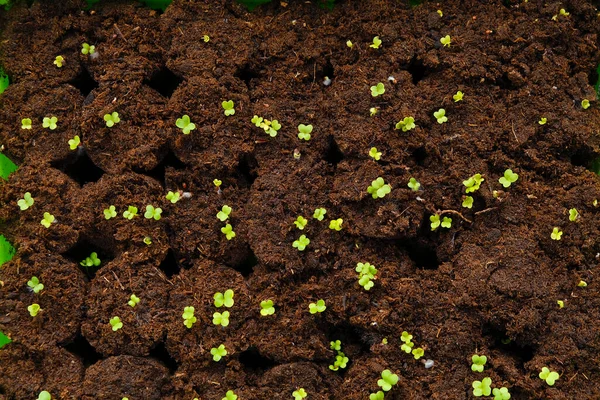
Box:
(328, 340, 349, 371)
(251, 115, 281, 137)
(356, 262, 378, 291)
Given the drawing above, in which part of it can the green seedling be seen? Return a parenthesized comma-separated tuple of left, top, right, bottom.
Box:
(582, 99, 591, 109)
(313, 208, 327, 221)
(412, 347, 424, 359)
(370, 82, 385, 97)
(128, 294, 140, 307)
(400, 331, 414, 353)
(54, 56, 64, 68)
(203, 35, 210, 42)
(367, 177, 391, 199)
(309, 299, 326, 314)
(182, 306, 197, 328)
(551, 227, 562, 240)
(214, 179, 222, 188)
(144, 205, 162, 220)
(329, 218, 343, 231)
(251, 115, 281, 137)
(221, 224, 236, 240)
(222, 390, 237, 400)
(260, 300, 275, 316)
(492, 387, 511, 400)
(214, 289, 235, 308)
(0, 235, 16, 268)
(103, 112, 120, 127)
(143, 236, 152, 245)
(21, 118, 32, 129)
(298, 124, 313, 141)
(294, 216, 308, 230)
(213, 311, 230, 327)
(176, 115, 196, 134)
(293, 234, 310, 251)
(440, 35, 451, 47)
(407, 177, 420, 191)
(539, 367, 559, 385)
(538, 117, 547, 125)
(369, 392, 384, 400)
(370, 107, 378, 117)
(471, 354, 487, 372)
(569, 208, 579, 222)
(27, 276, 44, 294)
(80, 252, 101, 267)
(430, 215, 441, 231)
(68, 135, 81, 150)
(166, 191, 181, 203)
(370, 36, 382, 49)
(28, 303, 41, 317)
(123, 206, 138, 219)
(433, 108, 447, 124)
(453, 91, 464, 102)
(0, 331, 11, 349)
(463, 173, 484, 193)
(18, 192, 34, 210)
(346, 40, 353, 48)
(81, 43, 95, 55)
(210, 344, 227, 361)
(293, 388, 307, 400)
(499, 169, 518, 187)
(217, 205, 232, 222)
(557, 300, 565, 308)
(472, 377, 492, 397)
(369, 147, 382, 160)
(395, 116, 415, 132)
(441, 216, 452, 228)
(329, 352, 349, 371)
(104, 205, 117, 219)
(222, 100, 235, 116)
(38, 391, 52, 400)
(109, 316, 122, 331)
(330, 340, 341, 351)
(377, 369, 399, 392)
(578, 280, 587, 287)
(41, 212, 55, 228)
(42, 116, 58, 130)
(356, 262, 378, 290)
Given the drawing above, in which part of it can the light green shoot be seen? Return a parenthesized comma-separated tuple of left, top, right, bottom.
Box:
(68, 135, 81, 150)
(367, 177, 391, 199)
(492, 387, 511, 400)
(346, 40, 353, 48)
(166, 191, 181, 203)
(210, 344, 227, 361)
(143, 236, 152, 245)
(221, 224, 236, 240)
(123, 206, 138, 219)
(538, 117, 547, 125)
(222, 100, 235, 116)
(294, 216, 308, 230)
(128, 294, 140, 307)
(582, 99, 590, 109)
(27, 276, 44, 293)
(453, 91, 464, 102)
(551, 227, 563, 240)
(433, 108, 447, 124)
(38, 391, 52, 400)
(203, 35, 210, 42)
(370, 107, 378, 117)
(569, 208, 579, 222)
(144, 205, 162, 220)
(370, 82, 385, 97)
(369, 147, 382, 160)
(356, 262, 378, 291)
(293, 235, 310, 251)
(260, 300, 275, 316)
(213, 311, 230, 327)
(81, 43, 95, 55)
(222, 390, 237, 400)
(28, 303, 41, 317)
(539, 367, 559, 386)
(401, 331, 412, 343)
(430, 214, 440, 231)
(18, 192, 34, 210)
(400, 331, 414, 353)
(21, 118, 32, 129)
(309, 299, 326, 314)
(407, 177, 420, 191)
(329, 218, 343, 231)
(213, 179, 222, 187)
(182, 306, 197, 328)
(498, 169, 518, 188)
(395, 116, 415, 131)
(251, 115, 281, 137)
(103, 112, 120, 127)
(370, 36, 382, 49)
(80, 252, 101, 267)
(53, 56, 64, 68)
(41, 212, 55, 228)
(42, 116, 58, 130)
(214, 289, 234, 308)
(104, 205, 117, 219)
(217, 205, 232, 222)
(472, 377, 492, 397)
(462, 196, 474, 208)
(412, 347, 424, 359)
(329, 352, 349, 371)
(293, 388, 307, 400)
(377, 369, 399, 392)
(298, 124, 313, 141)
(109, 316, 123, 331)
(330, 340, 341, 351)
(176, 115, 196, 134)
(471, 354, 487, 372)
(463, 173, 484, 193)
(440, 35, 451, 47)
(441, 216, 452, 228)
(369, 392, 384, 400)
(578, 280, 587, 288)
(313, 208, 327, 221)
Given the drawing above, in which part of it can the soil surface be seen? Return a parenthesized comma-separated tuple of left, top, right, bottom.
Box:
(1, 0, 600, 399)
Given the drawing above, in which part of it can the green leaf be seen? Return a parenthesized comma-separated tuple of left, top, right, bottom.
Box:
(0, 235, 15, 267)
(595, 63, 600, 100)
(0, 331, 11, 349)
(139, 0, 172, 11)
(236, 0, 272, 11)
(0, 67, 9, 94)
(0, 153, 18, 180)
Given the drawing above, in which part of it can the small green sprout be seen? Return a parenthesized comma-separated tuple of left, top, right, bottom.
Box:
(551, 227, 563, 240)
(472, 377, 492, 397)
(578, 280, 587, 287)
(217, 205, 232, 222)
(412, 347, 425, 359)
(203, 35, 210, 42)
(214, 179, 222, 188)
(369, 392, 384, 400)
(53, 55, 64, 68)
(552, 8, 569, 19)
(298, 124, 313, 141)
(569, 208, 579, 222)
(430, 214, 441, 231)
(453, 91, 464, 102)
(221, 224, 236, 240)
(28, 303, 41, 317)
(370, 36, 382, 49)
(538, 117, 547, 125)
(103, 205, 117, 219)
(539, 367, 559, 386)
(293, 388, 307, 400)
(367, 177, 391, 199)
(330, 340, 341, 351)
(370, 107, 378, 117)
(582, 99, 591, 109)
(499, 169, 518, 188)
(471, 354, 487, 372)
(27, 276, 44, 294)
(182, 306, 197, 328)
(492, 387, 511, 400)
(144, 205, 162, 220)
(293, 235, 310, 251)
(377, 369, 399, 392)
(433, 108, 447, 124)
(369, 147, 382, 160)
(329, 352, 349, 371)
(407, 177, 420, 191)
(251, 115, 281, 137)
(356, 262, 378, 290)
(346, 40, 353, 48)
(38, 391, 52, 400)
(81, 43, 95, 55)
(313, 208, 327, 221)
(21, 118, 32, 129)
(214, 289, 234, 308)
(293, 216, 308, 230)
(463, 173, 484, 193)
(440, 35, 451, 47)
(18, 192, 34, 210)
(123, 206, 138, 220)
(370, 82, 385, 97)
(210, 344, 228, 361)
(557, 300, 564, 308)
(143, 236, 152, 245)
(395, 116, 415, 132)
(128, 294, 140, 307)
(400, 331, 414, 353)
(329, 218, 343, 231)
(260, 300, 275, 316)
(441, 216, 452, 228)
(462, 196, 474, 208)
(176, 115, 196, 134)
(42, 116, 58, 130)
(166, 191, 181, 203)
(109, 316, 123, 331)
(213, 311, 230, 327)
(437, 9, 443, 16)
(309, 299, 326, 314)
(103, 112, 120, 127)
(80, 252, 101, 267)
(41, 212, 55, 228)
(222, 100, 235, 116)
(68, 135, 81, 150)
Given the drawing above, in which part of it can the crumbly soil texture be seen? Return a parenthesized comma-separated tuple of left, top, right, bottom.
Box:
(1, 0, 600, 399)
